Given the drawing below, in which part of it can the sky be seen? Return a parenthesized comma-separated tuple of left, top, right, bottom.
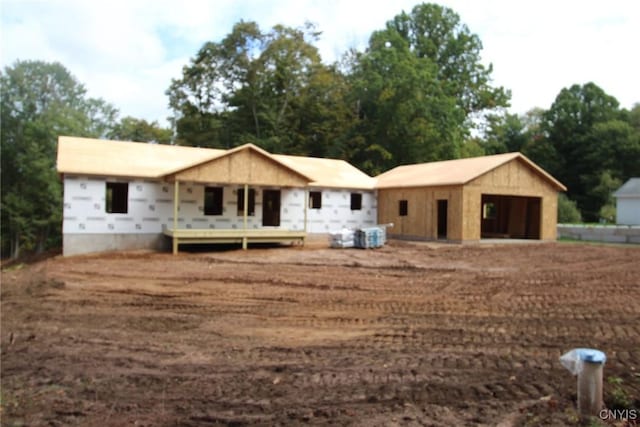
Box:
(2, 0, 639, 127)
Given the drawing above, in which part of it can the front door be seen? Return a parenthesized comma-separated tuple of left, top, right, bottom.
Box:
(262, 190, 281, 226)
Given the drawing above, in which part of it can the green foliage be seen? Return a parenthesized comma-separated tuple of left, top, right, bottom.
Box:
(557, 194, 582, 224)
(511, 83, 640, 223)
(538, 83, 630, 221)
(481, 113, 530, 154)
(167, 20, 338, 154)
(347, 27, 465, 172)
(606, 376, 632, 409)
(628, 103, 640, 132)
(459, 138, 485, 158)
(346, 3, 509, 173)
(388, 3, 510, 115)
(598, 204, 616, 224)
(1, 60, 117, 258)
(108, 117, 172, 144)
(593, 170, 621, 223)
(167, 4, 508, 173)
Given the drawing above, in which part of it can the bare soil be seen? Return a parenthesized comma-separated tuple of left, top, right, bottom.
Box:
(1, 241, 639, 426)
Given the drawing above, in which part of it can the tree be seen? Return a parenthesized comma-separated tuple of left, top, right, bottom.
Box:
(387, 3, 510, 117)
(459, 137, 486, 158)
(293, 64, 358, 159)
(167, 21, 336, 154)
(479, 108, 563, 171)
(108, 117, 172, 144)
(345, 3, 509, 173)
(481, 113, 529, 155)
(1, 60, 117, 258)
(168, 5, 509, 171)
(628, 103, 640, 132)
(347, 28, 462, 173)
(592, 170, 621, 223)
(540, 82, 634, 221)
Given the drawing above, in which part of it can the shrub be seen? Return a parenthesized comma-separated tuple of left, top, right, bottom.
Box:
(598, 203, 616, 224)
(558, 194, 582, 223)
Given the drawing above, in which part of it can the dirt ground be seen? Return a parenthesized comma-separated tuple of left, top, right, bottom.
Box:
(1, 241, 639, 426)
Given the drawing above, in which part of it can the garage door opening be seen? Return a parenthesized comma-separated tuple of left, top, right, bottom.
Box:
(481, 195, 541, 239)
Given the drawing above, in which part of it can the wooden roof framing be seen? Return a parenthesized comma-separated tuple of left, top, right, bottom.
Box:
(57, 137, 565, 192)
(57, 136, 375, 189)
(375, 152, 566, 191)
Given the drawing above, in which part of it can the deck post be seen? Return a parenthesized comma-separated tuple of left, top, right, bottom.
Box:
(242, 183, 248, 250)
(173, 180, 179, 254)
(172, 234, 178, 255)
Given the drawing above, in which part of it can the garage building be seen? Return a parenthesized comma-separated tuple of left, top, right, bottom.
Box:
(376, 152, 566, 242)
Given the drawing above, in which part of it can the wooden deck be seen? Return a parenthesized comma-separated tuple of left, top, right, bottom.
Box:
(164, 228, 307, 254)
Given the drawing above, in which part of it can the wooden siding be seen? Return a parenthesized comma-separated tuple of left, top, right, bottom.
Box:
(170, 149, 309, 187)
(467, 157, 557, 195)
(463, 158, 559, 240)
(377, 186, 464, 241)
(379, 158, 561, 242)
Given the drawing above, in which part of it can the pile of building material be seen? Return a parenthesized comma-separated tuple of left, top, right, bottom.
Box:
(354, 226, 386, 248)
(330, 224, 392, 249)
(329, 228, 356, 248)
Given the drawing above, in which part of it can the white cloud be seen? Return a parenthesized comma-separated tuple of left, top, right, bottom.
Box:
(2, 0, 638, 127)
(449, 0, 640, 113)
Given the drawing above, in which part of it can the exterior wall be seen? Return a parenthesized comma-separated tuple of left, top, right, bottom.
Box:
(62, 176, 171, 256)
(64, 234, 169, 256)
(62, 175, 376, 254)
(463, 160, 559, 240)
(175, 185, 376, 232)
(616, 198, 640, 225)
(377, 186, 464, 241)
(63, 176, 170, 235)
(304, 188, 377, 233)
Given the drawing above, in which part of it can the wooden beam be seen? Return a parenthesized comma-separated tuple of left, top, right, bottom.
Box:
(164, 228, 306, 245)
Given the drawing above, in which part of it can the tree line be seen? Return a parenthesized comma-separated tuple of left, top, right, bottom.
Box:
(2, 3, 639, 258)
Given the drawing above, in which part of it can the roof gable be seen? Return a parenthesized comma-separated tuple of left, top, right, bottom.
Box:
(375, 152, 566, 191)
(614, 178, 640, 198)
(167, 143, 312, 186)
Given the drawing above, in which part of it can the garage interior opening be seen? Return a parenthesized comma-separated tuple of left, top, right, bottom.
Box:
(481, 195, 541, 239)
